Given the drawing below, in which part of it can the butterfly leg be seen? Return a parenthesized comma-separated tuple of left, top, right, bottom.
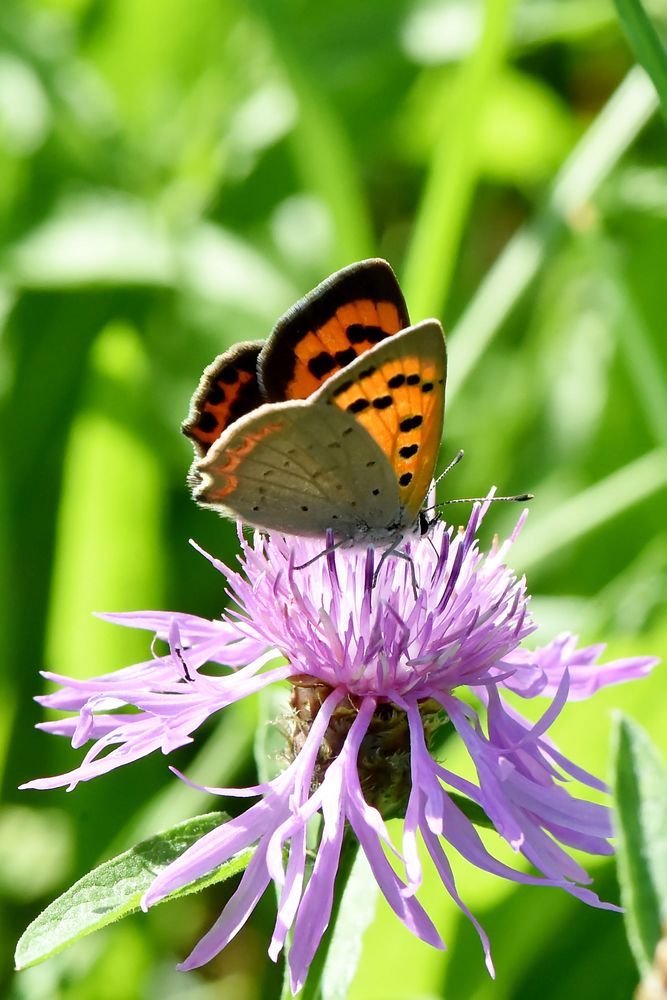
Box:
(373, 539, 419, 599)
(294, 535, 348, 571)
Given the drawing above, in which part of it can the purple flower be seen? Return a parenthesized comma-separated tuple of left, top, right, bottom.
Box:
(23, 498, 657, 993)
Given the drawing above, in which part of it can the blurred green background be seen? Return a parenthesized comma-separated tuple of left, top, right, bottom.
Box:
(1, 0, 666, 997)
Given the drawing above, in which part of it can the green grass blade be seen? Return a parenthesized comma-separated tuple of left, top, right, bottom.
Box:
(612, 714, 667, 975)
(250, 0, 374, 264)
(613, 0, 667, 126)
(511, 447, 667, 571)
(598, 239, 667, 446)
(447, 66, 658, 405)
(402, 0, 516, 320)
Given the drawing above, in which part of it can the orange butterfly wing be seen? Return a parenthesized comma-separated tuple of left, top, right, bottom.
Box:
(258, 259, 410, 402)
(182, 342, 264, 456)
(314, 320, 447, 522)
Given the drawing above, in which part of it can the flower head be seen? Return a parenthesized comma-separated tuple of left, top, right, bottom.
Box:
(23, 497, 657, 992)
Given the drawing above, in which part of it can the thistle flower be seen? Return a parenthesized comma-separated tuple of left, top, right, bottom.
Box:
(23, 498, 657, 993)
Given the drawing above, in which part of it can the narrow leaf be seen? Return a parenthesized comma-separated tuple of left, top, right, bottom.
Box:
(613, 0, 667, 126)
(611, 714, 667, 975)
(15, 811, 251, 971)
(321, 851, 378, 1000)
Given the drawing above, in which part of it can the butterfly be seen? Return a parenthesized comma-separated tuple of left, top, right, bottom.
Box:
(182, 259, 447, 544)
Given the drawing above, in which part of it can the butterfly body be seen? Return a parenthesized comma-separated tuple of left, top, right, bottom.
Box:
(184, 260, 447, 542)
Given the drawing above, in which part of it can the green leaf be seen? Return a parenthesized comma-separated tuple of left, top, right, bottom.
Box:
(15, 811, 252, 971)
(320, 850, 378, 1000)
(611, 714, 667, 975)
(449, 792, 495, 830)
(613, 0, 667, 128)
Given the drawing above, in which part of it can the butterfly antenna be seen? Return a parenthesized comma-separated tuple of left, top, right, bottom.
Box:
(442, 493, 534, 505)
(421, 450, 466, 514)
(432, 448, 465, 488)
(422, 491, 533, 517)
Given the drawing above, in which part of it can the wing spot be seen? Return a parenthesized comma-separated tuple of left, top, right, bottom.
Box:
(219, 366, 240, 385)
(406, 374, 420, 386)
(399, 444, 419, 459)
(342, 427, 354, 436)
(359, 365, 376, 379)
(388, 373, 405, 388)
(372, 395, 393, 410)
(308, 352, 337, 379)
(421, 382, 434, 393)
(366, 460, 376, 467)
(347, 323, 386, 345)
(262, 469, 273, 477)
(399, 472, 413, 487)
(400, 415, 423, 432)
(207, 383, 226, 404)
(347, 398, 370, 414)
(252, 505, 260, 512)
(198, 412, 218, 432)
(372, 488, 380, 496)
(335, 347, 356, 367)
(332, 379, 353, 398)
(301, 505, 309, 512)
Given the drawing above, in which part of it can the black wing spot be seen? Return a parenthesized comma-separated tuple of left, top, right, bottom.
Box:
(198, 411, 218, 432)
(347, 398, 370, 414)
(359, 365, 377, 379)
(309, 352, 337, 379)
(207, 383, 226, 404)
(347, 323, 386, 345)
(399, 415, 423, 432)
(219, 366, 240, 385)
(399, 444, 419, 459)
(252, 505, 260, 511)
(372, 488, 380, 496)
(262, 469, 274, 477)
(421, 382, 434, 393)
(335, 347, 357, 368)
(301, 505, 309, 512)
(342, 427, 354, 436)
(388, 373, 405, 389)
(372, 395, 392, 410)
(399, 472, 413, 487)
(406, 373, 420, 386)
(332, 379, 353, 398)
(366, 460, 376, 467)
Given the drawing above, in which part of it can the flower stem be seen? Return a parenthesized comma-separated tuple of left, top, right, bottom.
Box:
(288, 832, 360, 1000)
